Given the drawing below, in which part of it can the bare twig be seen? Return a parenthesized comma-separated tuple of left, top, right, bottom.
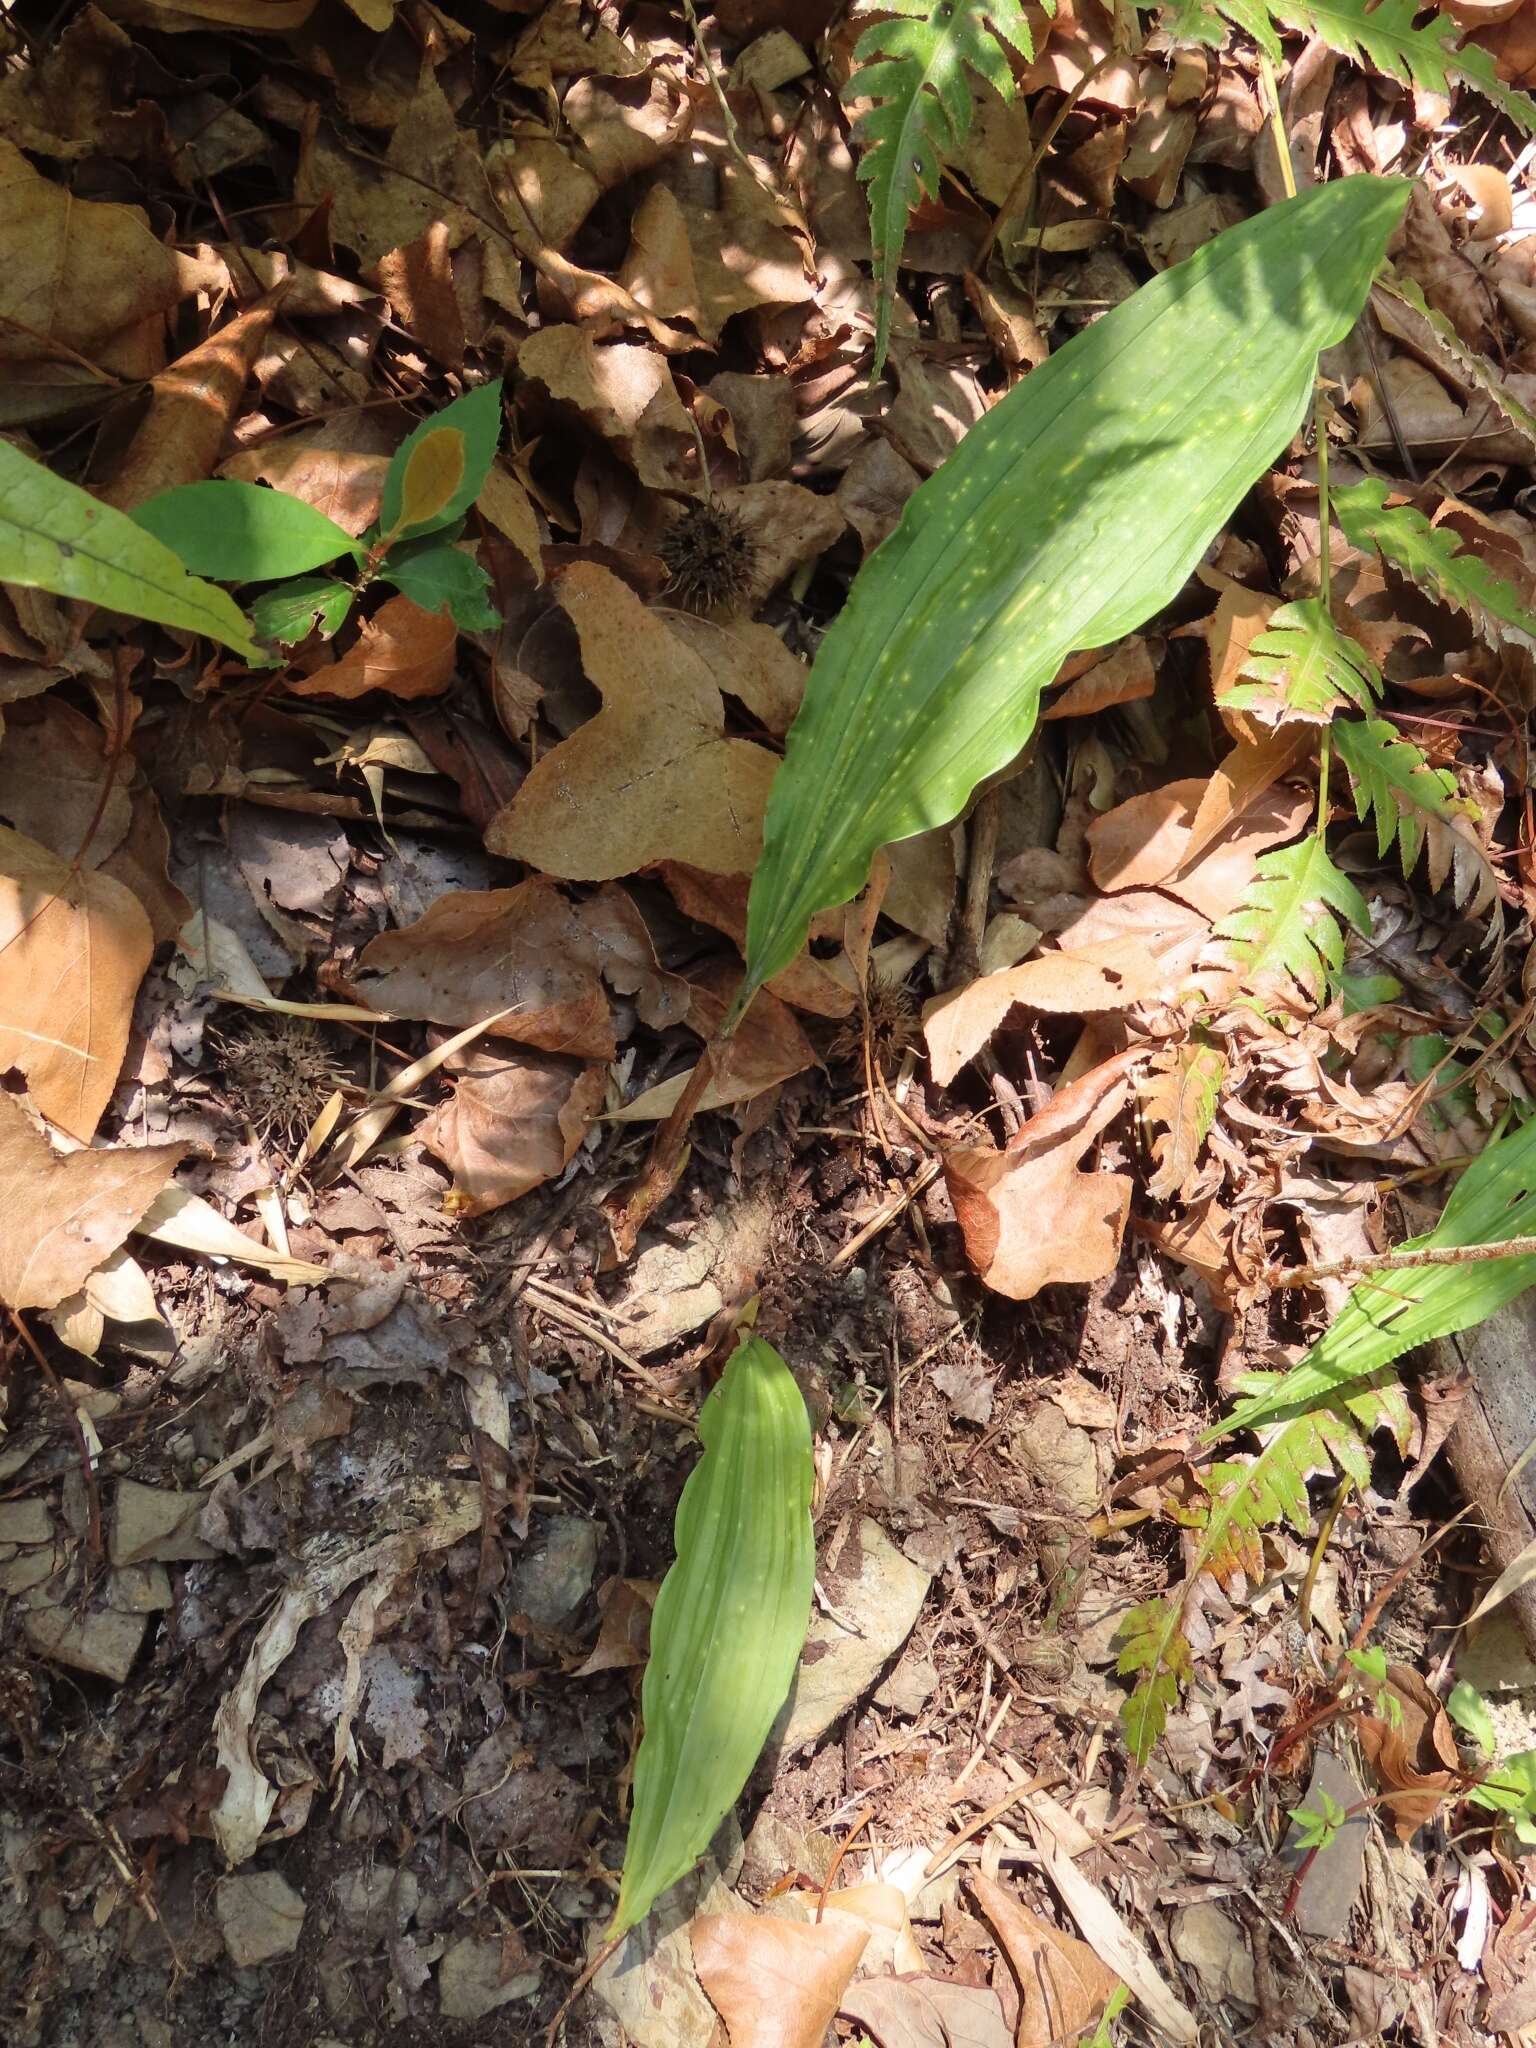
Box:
(1271, 1234, 1536, 1291)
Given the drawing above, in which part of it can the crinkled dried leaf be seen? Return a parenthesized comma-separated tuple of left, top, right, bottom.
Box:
(418, 1051, 604, 1217)
(0, 1094, 184, 1312)
(923, 939, 1161, 1088)
(840, 1974, 1013, 2048)
(970, 1873, 1119, 2048)
(945, 1054, 1136, 1299)
(287, 593, 456, 701)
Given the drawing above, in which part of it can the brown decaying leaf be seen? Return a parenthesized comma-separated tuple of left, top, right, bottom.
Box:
(839, 1973, 1012, 2048)
(1041, 636, 1156, 721)
(691, 1911, 868, 2048)
(0, 696, 132, 867)
(923, 937, 1161, 1088)
(221, 414, 395, 537)
(654, 863, 854, 1019)
(417, 1049, 604, 1217)
(945, 1052, 1138, 1300)
(1140, 1040, 1226, 1202)
(0, 136, 199, 363)
(570, 1577, 656, 1677)
(1354, 1664, 1460, 1841)
(1086, 777, 1312, 917)
(104, 295, 279, 510)
(0, 824, 153, 1140)
(610, 963, 813, 1121)
(0, 1093, 184, 1312)
(289, 595, 457, 701)
(970, 1872, 1119, 2048)
(375, 220, 465, 370)
(485, 563, 779, 880)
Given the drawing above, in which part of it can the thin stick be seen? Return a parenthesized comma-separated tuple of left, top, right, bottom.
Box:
(830, 1157, 943, 1272)
(1271, 1233, 1536, 1290)
(11, 1309, 103, 1565)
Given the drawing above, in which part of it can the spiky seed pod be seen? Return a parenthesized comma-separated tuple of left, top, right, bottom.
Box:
(659, 499, 758, 612)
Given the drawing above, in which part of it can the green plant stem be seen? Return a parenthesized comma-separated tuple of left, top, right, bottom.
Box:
(1315, 382, 1333, 611)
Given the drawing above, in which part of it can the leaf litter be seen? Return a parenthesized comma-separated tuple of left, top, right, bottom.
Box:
(5, 0, 1536, 2043)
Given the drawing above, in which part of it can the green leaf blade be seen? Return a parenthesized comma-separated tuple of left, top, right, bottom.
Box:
(742, 177, 1408, 1008)
(0, 438, 262, 662)
(610, 1334, 814, 1939)
(381, 541, 500, 632)
(131, 480, 360, 583)
(248, 574, 356, 648)
(379, 379, 504, 546)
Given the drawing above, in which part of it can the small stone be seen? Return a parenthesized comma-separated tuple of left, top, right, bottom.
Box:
(739, 1810, 838, 1895)
(437, 1936, 540, 2020)
(1171, 1902, 1256, 2008)
(1011, 1404, 1101, 1517)
(215, 1871, 306, 1966)
(24, 1601, 147, 1684)
(509, 1514, 598, 1629)
(0, 1499, 51, 1545)
(875, 1650, 939, 1718)
(110, 1480, 217, 1565)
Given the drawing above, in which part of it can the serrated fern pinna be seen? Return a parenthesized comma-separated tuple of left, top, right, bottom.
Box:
(847, 0, 1051, 377)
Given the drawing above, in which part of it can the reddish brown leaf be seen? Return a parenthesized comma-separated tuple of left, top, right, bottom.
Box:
(971, 1872, 1120, 2048)
(924, 938, 1161, 1087)
(289, 595, 456, 701)
(104, 296, 279, 510)
(945, 1053, 1138, 1299)
(418, 1050, 604, 1217)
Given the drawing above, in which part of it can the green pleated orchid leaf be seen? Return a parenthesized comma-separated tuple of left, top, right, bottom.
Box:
(609, 1334, 814, 1939)
(740, 176, 1409, 1013)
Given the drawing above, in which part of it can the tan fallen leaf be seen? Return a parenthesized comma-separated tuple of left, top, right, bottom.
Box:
(137, 1186, 328, 1284)
(923, 938, 1161, 1088)
(516, 328, 697, 490)
(289, 595, 456, 701)
(1179, 726, 1314, 876)
(0, 137, 199, 363)
(692, 1911, 867, 2048)
(375, 221, 464, 370)
(970, 1872, 1119, 2048)
(1024, 1801, 1197, 2045)
(348, 876, 680, 1055)
(0, 697, 132, 867)
(821, 1882, 924, 1976)
(1042, 636, 1156, 721)
(221, 413, 394, 536)
(485, 564, 779, 880)
(609, 968, 813, 1121)
(1088, 777, 1313, 920)
(418, 1049, 605, 1216)
(840, 1973, 1012, 2048)
(666, 615, 808, 739)
(570, 1577, 656, 1677)
(945, 1052, 1138, 1300)
(104, 296, 278, 510)
(0, 823, 153, 1140)
(0, 1093, 184, 1312)
(654, 864, 853, 1018)
(1355, 1664, 1459, 1841)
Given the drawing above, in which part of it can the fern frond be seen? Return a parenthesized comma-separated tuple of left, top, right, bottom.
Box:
(1334, 476, 1536, 654)
(1141, 1039, 1226, 1201)
(1213, 836, 1371, 1007)
(1163, 0, 1280, 56)
(1219, 596, 1381, 728)
(1332, 714, 1497, 916)
(1203, 0, 1536, 132)
(847, 0, 1050, 377)
(1115, 1378, 1410, 1759)
(1374, 273, 1536, 467)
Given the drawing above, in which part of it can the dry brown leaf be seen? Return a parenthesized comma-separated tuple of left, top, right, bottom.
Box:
(840, 1974, 1012, 2048)
(289, 595, 456, 701)
(0, 1093, 184, 1312)
(103, 296, 278, 510)
(375, 220, 464, 369)
(1355, 1664, 1460, 1841)
(1180, 727, 1314, 876)
(1042, 637, 1156, 721)
(1154, 783, 1313, 922)
(0, 696, 131, 867)
(1184, 568, 1280, 723)
(417, 1049, 604, 1217)
(692, 1911, 867, 2048)
(347, 876, 665, 1057)
(971, 1873, 1119, 2048)
(221, 414, 394, 536)
(654, 863, 854, 1018)
(517, 328, 697, 490)
(1139, 1040, 1227, 1202)
(945, 1052, 1137, 1299)
(610, 965, 813, 1121)
(485, 564, 779, 880)
(0, 824, 152, 1140)
(667, 614, 807, 738)
(570, 1577, 656, 1677)
(0, 137, 197, 363)
(923, 939, 1161, 1087)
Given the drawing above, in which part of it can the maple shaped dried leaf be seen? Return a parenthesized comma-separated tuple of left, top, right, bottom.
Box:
(944, 1053, 1136, 1300)
(485, 563, 780, 881)
(1140, 1039, 1226, 1202)
(0, 1093, 184, 1312)
(0, 824, 153, 1140)
(693, 1912, 867, 2048)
